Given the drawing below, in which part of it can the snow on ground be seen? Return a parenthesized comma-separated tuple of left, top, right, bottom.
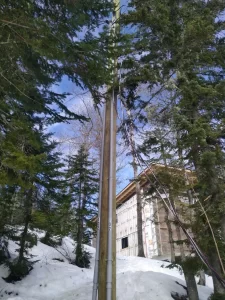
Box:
(0, 234, 213, 300)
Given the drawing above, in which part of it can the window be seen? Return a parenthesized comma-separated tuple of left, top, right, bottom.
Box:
(122, 237, 128, 249)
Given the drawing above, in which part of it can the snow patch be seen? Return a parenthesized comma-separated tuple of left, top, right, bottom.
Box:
(0, 235, 213, 300)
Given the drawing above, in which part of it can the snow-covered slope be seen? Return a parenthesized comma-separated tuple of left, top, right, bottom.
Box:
(0, 234, 213, 300)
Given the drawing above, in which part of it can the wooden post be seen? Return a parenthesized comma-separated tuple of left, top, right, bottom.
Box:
(98, 98, 111, 300)
(98, 94, 117, 300)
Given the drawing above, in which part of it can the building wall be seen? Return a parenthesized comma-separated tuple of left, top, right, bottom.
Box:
(92, 188, 190, 260)
(116, 193, 158, 258)
(152, 193, 190, 259)
(116, 192, 190, 260)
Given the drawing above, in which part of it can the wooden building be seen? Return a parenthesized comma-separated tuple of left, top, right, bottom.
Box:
(94, 164, 195, 260)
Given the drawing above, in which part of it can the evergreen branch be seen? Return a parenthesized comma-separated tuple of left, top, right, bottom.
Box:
(0, 73, 42, 106)
(0, 41, 16, 45)
(0, 72, 72, 123)
(1, 19, 34, 29)
(5, 24, 28, 45)
(194, 192, 225, 276)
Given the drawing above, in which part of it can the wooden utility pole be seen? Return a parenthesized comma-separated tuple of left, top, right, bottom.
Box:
(98, 95, 117, 300)
(92, 1, 120, 300)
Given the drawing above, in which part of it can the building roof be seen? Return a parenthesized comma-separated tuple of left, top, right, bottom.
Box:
(116, 164, 195, 207)
(92, 164, 195, 222)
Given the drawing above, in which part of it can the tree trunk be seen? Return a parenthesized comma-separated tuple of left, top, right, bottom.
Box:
(127, 110, 145, 257)
(180, 241, 200, 300)
(183, 270, 199, 300)
(18, 188, 33, 263)
(155, 199, 163, 256)
(198, 270, 206, 286)
(75, 217, 84, 266)
(175, 223, 185, 259)
(76, 217, 83, 250)
(164, 206, 175, 262)
(221, 214, 225, 243)
(132, 158, 145, 257)
(76, 178, 84, 253)
(174, 187, 199, 300)
(160, 144, 176, 262)
(10, 191, 18, 225)
(170, 193, 185, 261)
(75, 175, 86, 266)
(192, 156, 225, 295)
(210, 254, 225, 295)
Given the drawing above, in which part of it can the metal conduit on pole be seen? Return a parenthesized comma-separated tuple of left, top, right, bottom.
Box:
(92, 1, 120, 300)
(106, 89, 115, 300)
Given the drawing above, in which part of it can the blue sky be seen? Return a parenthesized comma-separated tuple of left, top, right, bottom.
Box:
(50, 0, 130, 136)
(49, 84, 134, 193)
(49, 0, 134, 194)
(50, 77, 134, 193)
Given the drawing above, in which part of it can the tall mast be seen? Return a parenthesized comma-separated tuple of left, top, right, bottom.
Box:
(92, 0, 120, 299)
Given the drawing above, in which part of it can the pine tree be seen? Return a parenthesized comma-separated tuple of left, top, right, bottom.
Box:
(0, 113, 67, 281)
(121, 0, 225, 296)
(124, 108, 145, 258)
(0, 0, 112, 129)
(0, 0, 112, 280)
(0, 0, 112, 194)
(140, 103, 200, 299)
(65, 145, 98, 268)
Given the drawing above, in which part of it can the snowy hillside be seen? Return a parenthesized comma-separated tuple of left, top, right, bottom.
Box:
(0, 233, 213, 300)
